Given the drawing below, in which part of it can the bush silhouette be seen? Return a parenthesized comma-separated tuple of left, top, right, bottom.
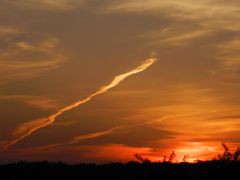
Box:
(218, 143, 240, 162)
(133, 153, 151, 164)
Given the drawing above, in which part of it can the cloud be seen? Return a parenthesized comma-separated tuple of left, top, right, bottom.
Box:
(106, 0, 240, 46)
(213, 38, 240, 79)
(218, 39, 240, 54)
(0, 143, 152, 163)
(77, 125, 177, 148)
(106, 0, 240, 20)
(51, 120, 78, 127)
(107, 1, 217, 46)
(69, 128, 118, 144)
(152, 108, 240, 147)
(7, 0, 86, 11)
(0, 26, 20, 36)
(75, 144, 152, 162)
(106, 0, 206, 18)
(161, 30, 211, 45)
(12, 116, 175, 152)
(0, 95, 60, 111)
(0, 31, 66, 84)
(24, 127, 122, 151)
(140, 27, 213, 46)
(217, 38, 240, 67)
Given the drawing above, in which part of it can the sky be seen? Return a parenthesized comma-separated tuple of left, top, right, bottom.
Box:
(0, 0, 240, 163)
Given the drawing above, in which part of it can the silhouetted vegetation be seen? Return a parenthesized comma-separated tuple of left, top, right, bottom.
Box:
(1, 144, 240, 179)
(133, 153, 151, 164)
(217, 143, 240, 162)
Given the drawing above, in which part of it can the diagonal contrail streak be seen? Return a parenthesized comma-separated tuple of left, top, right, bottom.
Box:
(4, 58, 156, 149)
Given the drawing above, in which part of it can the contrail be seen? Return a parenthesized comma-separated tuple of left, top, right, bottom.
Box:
(4, 58, 156, 149)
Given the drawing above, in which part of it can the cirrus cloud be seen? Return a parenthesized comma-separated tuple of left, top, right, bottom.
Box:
(0, 29, 67, 85)
(6, 0, 87, 11)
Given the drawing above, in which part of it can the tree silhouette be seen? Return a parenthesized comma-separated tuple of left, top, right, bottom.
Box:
(233, 147, 240, 161)
(183, 154, 189, 162)
(163, 155, 167, 162)
(133, 153, 151, 163)
(168, 151, 176, 163)
(217, 143, 240, 162)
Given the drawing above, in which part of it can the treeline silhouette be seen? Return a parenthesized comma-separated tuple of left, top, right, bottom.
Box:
(1, 144, 240, 179)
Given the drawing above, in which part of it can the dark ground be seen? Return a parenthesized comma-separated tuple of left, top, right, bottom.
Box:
(1, 160, 240, 179)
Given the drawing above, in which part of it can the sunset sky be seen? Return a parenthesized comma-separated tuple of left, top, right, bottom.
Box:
(1, 0, 240, 163)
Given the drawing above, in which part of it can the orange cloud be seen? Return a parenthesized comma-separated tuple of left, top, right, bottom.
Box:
(0, 33, 66, 84)
(0, 26, 20, 36)
(0, 95, 60, 111)
(81, 144, 152, 162)
(7, 0, 85, 11)
(6, 144, 152, 163)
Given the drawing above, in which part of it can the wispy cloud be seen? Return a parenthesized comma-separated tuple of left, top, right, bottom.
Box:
(0, 95, 60, 111)
(69, 128, 118, 144)
(106, 0, 240, 46)
(0, 32, 66, 84)
(161, 30, 211, 45)
(106, 0, 240, 21)
(0, 26, 20, 36)
(51, 120, 78, 127)
(27, 127, 123, 151)
(7, 0, 86, 11)
(213, 37, 240, 80)
(217, 38, 240, 66)
(140, 28, 213, 46)
(1, 143, 152, 163)
(9, 115, 177, 152)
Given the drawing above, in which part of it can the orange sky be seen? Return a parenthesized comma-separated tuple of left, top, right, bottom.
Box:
(0, 0, 240, 163)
